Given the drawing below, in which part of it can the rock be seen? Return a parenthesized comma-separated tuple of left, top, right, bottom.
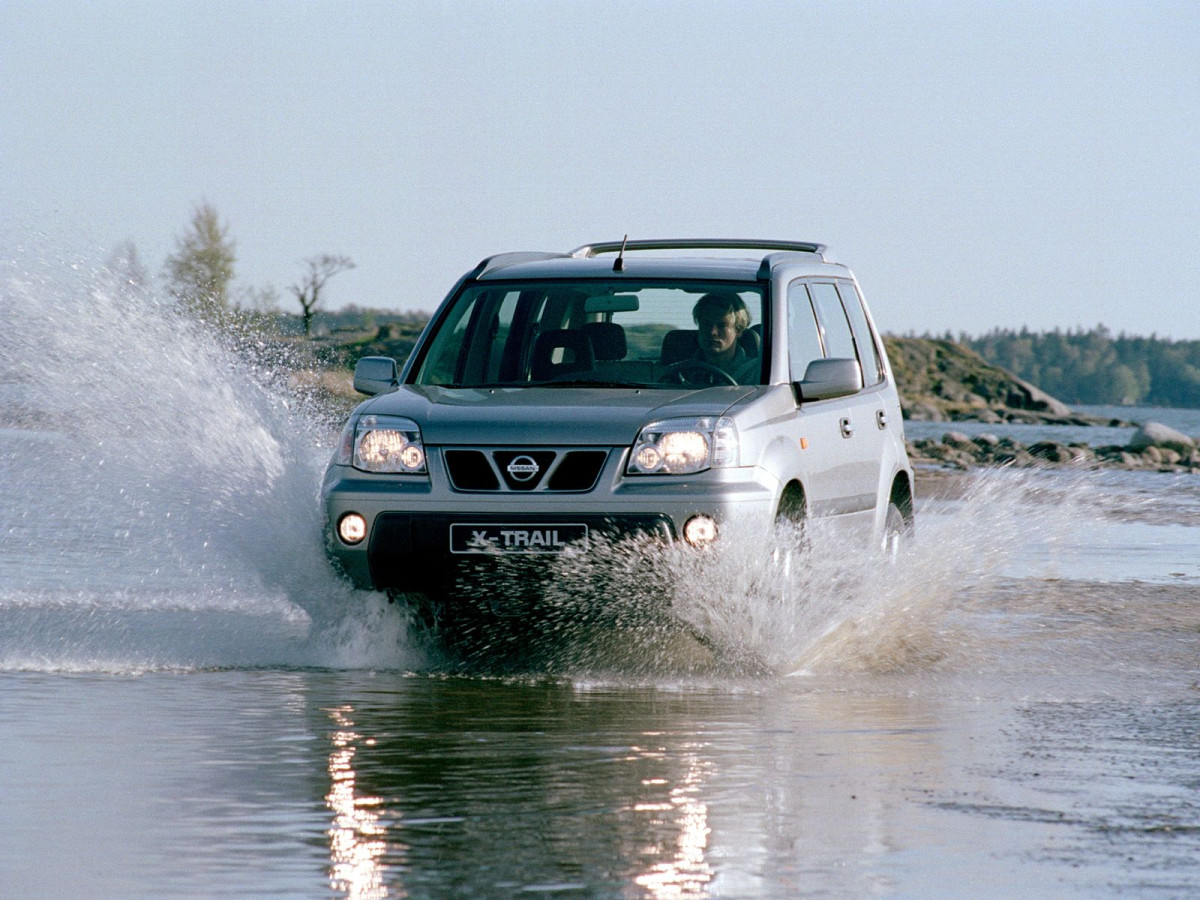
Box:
(1006, 376, 1074, 417)
(903, 401, 945, 421)
(1067, 443, 1094, 462)
(908, 425, 1200, 474)
(1029, 441, 1073, 463)
(883, 336, 1073, 424)
(1128, 422, 1196, 454)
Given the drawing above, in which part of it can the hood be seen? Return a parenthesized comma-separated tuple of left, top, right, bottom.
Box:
(360, 385, 758, 445)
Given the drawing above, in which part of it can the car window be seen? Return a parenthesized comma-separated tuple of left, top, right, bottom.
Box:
(837, 281, 884, 386)
(786, 282, 825, 381)
(809, 282, 858, 362)
(419, 291, 480, 385)
(413, 280, 765, 388)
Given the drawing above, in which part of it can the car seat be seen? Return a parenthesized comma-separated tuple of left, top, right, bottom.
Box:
(740, 325, 761, 357)
(660, 329, 699, 365)
(531, 329, 595, 381)
(580, 322, 627, 361)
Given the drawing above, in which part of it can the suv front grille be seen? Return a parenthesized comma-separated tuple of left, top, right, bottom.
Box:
(546, 451, 608, 491)
(443, 448, 609, 493)
(442, 450, 499, 491)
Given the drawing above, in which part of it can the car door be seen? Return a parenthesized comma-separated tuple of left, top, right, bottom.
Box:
(784, 281, 868, 521)
(836, 280, 893, 512)
(797, 282, 879, 523)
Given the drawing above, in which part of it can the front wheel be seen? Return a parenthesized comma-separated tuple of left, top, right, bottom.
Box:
(880, 502, 911, 561)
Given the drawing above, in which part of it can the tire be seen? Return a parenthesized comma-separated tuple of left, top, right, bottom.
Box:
(772, 490, 808, 579)
(880, 502, 909, 561)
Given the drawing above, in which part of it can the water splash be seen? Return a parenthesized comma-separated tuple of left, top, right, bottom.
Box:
(679, 469, 1106, 677)
(423, 468, 1066, 678)
(0, 235, 421, 672)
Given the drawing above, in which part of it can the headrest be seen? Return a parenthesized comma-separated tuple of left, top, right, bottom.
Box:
(581, 322, 627, 361)
(660, 329, 699, 365)
(739, 326, 761, 357)
(531, 329, 595, 381)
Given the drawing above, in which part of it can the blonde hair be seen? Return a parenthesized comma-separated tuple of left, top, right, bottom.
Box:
(693, 291, 750, 333)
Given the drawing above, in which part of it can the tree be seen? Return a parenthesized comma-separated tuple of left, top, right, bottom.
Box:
(106, 239, 148, 291)
(163, 202, 236, 319)
(238, 282, 282, 314)
(288, 254, 356, 336)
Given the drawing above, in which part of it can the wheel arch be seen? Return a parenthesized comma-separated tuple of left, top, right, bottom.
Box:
(776, 479, 808, 522)
(889, 470, 914, 524)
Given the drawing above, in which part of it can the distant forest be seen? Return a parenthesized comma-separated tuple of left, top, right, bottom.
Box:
(956, 326, 1200, 408)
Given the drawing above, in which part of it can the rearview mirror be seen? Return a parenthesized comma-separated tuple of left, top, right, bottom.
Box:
(584, 294, 640, 314)
(353, 356, 399, 396)
(796, 358, 863, 401)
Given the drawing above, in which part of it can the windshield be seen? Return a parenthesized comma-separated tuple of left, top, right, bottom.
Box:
(412, 280, 766, 389)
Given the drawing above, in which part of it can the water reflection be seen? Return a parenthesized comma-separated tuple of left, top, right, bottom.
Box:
(308, 674, 967, 898)
(326, 705, 391, 900)
(633, 749, 713, 898)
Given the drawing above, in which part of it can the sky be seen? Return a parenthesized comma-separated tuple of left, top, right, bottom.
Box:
(3, 0, 1199, 338)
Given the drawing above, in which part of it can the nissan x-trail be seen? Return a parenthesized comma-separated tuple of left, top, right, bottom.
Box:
(322, 239, 914, 617)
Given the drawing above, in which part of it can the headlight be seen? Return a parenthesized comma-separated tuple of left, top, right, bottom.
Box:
(348, 415, 427, 474)
(626, 416, 739, 475)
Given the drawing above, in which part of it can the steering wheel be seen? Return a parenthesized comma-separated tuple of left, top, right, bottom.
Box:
(658, 360, 738, 386)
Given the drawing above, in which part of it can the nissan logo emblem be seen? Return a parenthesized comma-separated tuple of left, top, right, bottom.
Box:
(506, 455, 540, 482)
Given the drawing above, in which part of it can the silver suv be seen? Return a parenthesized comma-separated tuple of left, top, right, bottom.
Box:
(322, 239, 913, 613)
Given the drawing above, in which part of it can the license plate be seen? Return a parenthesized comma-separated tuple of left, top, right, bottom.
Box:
(449, 523, 589, 554)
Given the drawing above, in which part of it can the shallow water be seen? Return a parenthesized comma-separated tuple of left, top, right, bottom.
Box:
(3, 243, 1199, 898)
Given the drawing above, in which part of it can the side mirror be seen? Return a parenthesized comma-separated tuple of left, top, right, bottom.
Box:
(795, 358, 863, 402)
(353, 356, 399, 396)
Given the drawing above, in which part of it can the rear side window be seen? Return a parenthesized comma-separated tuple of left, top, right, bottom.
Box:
(809, 283, 857, 361)
(837, 282, 884, 386)
(786, 282, 825, 381)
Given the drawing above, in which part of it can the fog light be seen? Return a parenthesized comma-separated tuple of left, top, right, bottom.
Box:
(683, 515, 718, 547)
(338, 513, 367, 545)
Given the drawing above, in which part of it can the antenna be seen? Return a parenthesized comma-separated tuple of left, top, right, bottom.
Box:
(613, 234, 629, 272)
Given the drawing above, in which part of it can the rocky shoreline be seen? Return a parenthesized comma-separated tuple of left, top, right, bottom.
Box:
(908, 421, 1200, 473)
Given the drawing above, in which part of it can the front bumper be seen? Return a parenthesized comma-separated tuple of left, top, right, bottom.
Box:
(322, 453, 779, 593)
(365, 511, 674, 592)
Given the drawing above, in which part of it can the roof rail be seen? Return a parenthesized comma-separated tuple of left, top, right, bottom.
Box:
(475, 251, 569, 278)
(570, 238, 826, 259)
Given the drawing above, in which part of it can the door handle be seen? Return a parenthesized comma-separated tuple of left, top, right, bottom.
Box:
(840, 417, 853, 438)
(877, 409, 888, 430)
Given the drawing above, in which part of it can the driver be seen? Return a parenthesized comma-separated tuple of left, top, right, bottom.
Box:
(691, 291, 759, 384)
